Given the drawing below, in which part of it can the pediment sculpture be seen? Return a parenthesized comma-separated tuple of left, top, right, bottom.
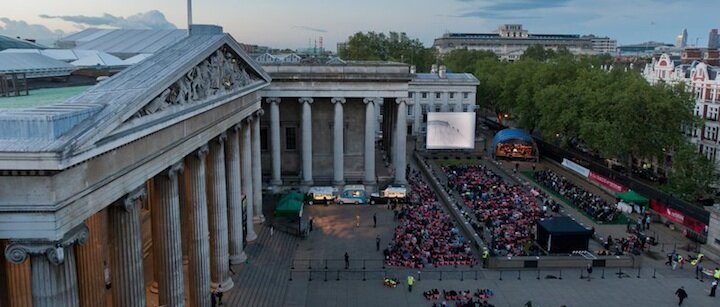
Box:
(134, 46, 260, 118)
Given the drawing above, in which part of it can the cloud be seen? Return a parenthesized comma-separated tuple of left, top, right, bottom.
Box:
(453, 0, 571, 19)
(40, 10, 177, 30)
(293, 25, 328, 33)
(0, 17, 65, 44)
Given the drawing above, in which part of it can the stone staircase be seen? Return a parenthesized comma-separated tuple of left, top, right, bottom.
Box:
(224, 224, 299, 306)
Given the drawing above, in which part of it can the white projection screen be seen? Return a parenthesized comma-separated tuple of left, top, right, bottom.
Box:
(426, 112, 476, 149)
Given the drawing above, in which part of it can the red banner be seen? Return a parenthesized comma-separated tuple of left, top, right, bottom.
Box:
(650, 199, 707, 233)
(588, 172, 628, 193)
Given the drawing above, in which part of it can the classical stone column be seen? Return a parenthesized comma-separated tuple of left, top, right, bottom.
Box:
(185, 145, 212, 307)
(225, 128, 247, 265)
(0, 240, 32, 307)
(252, 109, 265, 223)
(5, 225, 89, 307)
(242, 118, 257, 241)
(206, 135, 234, 291)
(75, 209, 107, 307)
(332, 97, 346, 186)
(108, 188, 147, 307)
(395, 98, 408, 185)
(151, 163, 186, 307)
(363, 98, 377, 185)
(299, 97, 314, 186)
(268, 97, 283, 186)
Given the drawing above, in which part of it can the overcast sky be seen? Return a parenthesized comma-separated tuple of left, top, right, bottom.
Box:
(1, 0, 718, 50)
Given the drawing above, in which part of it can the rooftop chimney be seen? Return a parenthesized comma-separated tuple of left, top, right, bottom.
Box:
(438, 65, 447, 79)
(410, 65, 416, 74)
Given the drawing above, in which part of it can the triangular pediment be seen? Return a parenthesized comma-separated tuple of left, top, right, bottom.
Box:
(59, 32, 271, 156)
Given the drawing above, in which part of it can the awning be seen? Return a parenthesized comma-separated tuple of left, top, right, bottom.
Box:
(616, 190, 649, 205)
(275, 193, 304, 217)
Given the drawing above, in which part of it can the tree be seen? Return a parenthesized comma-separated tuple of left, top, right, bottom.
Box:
(339, 31, 436, 71)
(442, 49, 496, 73)
(662, 142, 718, 201)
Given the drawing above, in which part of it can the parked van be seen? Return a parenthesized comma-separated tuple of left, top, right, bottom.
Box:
(306, 186, 337, 205)
(336, 185, 367, 204)
(369, 186, 406, 205)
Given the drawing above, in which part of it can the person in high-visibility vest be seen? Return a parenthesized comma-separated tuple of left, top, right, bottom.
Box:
(407, 275, 415, 292)
(714, 267, 720, 280)
(482, 248, 489, 268)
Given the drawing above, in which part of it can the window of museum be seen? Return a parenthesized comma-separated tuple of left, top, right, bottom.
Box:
(285, 127, 297, 151)
(421, 92, 427, 99)
(463, 92, 469, 99)
(260, 127, 268, 151)
(421, 104, 428, 114)
(435, 92, 441, 99)
(435, 105, 441, 112)
(462, 104, 469, 112)
(409, 92, 414, 98)
(449, 92, 455, 99)
(408, 106, 413, 116)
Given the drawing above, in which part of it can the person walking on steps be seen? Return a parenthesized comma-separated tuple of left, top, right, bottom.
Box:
(216, 284, 224, 306)
(407, 275, 414, 292)
(373, 213, 377, 228)
(376, 235, 381, 251)
(675, 286, 688, 305)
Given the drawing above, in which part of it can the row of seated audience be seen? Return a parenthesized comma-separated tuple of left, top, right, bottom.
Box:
(384, 168, 476, 268)
(534, 170, 620, 223)
(425, 288, 496, 307)
(445, 164, 546, 257)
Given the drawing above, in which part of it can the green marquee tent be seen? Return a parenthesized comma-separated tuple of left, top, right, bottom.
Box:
(616, 190, 649, 205)
(275, 192, 304, 217)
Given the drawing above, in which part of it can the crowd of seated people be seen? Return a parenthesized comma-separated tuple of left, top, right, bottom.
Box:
(445, 165, 546, 257)
(534, 170, 620, 223)
(425, 288, 495, 307)
(385, 169, 476, 268)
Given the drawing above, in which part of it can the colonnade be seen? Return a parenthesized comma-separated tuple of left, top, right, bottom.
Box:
(2, 110, 264, 307)
(264, 97, 409, 187)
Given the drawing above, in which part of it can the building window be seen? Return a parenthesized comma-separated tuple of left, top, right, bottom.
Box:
(449, 92, 455, 99)
(463, 92, 469, 99)
(435, 92, 441, 99)
(421, 104, 428, 114)
(408, 105, 414, 116)
(462, 104, 469, 112)
(435, 105, 441, 112)
(421, 92, 427, 99)
(260, 127, 268, 151)
(409, 92, 414, 98)
(285, 127, 297, 150)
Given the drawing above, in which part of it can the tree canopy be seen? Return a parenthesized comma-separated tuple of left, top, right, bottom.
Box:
(338, 31, 436, 72)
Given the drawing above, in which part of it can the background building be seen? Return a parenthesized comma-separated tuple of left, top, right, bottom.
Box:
(433, 24, 611, 60)
(709, 29, 719, 49)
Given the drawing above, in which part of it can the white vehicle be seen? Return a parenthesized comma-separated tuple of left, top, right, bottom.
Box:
(336, 184, 367, 205)
(306, 186, 337, 205)
(370, 186, 407, 205)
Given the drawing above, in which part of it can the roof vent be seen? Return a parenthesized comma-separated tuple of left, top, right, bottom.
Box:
(189, 24, 223, 35)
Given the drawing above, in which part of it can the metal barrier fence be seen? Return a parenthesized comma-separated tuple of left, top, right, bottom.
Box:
(287, 267, 681, 282)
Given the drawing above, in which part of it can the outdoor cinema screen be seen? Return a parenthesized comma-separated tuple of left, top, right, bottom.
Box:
(426, 112, 476, 149)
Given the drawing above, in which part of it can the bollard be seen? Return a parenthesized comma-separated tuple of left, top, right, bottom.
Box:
(601, 268, 605, 279)
(637, 268, 641, 278)
(291, 260, 295, 270)
(363, 260, 366, 270)
(537, 270, 540, 280)
(517, 270, 521, 280)
(652, 269, 656, 279)
(499, 270, 503, 281)
(289, 270, 293, 281)
(336, 270, 340, 281)
(324, 259, 328, 270)
(617, 267, 622, 279)
(475, 271, 478, 281)
(580, 269, 584, 279)
(559, 269, 563, 280)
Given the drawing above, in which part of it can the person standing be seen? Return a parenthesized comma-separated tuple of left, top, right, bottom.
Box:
(373, 213, 377, 228)
(586, 263, 593, 281)
(216, 284, 224, 306)
(407, 275, 415, 292)
(675, 286, 688, 305)
(710, 279, 718, 297)
(344, 252, 350, 269)
(309, 217, 314, 232)
(645, 214, 652, 230)
(356, 214, 360, 228)
(376, 235, 381, 251)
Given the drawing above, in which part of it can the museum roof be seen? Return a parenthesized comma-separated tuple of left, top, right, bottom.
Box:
(0, 25, 270, 157)
(56, 28, 188, 58)
(412, 72, 479, 84)
(0, 53, 76, 78)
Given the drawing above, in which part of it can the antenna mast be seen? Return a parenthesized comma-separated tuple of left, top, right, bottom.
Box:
(187, 0, 193, 35)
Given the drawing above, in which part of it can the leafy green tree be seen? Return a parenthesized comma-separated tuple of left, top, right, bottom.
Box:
(662, 142, 718, 200)
(442, 49, 496, 73)
(339, 31, 436, 71)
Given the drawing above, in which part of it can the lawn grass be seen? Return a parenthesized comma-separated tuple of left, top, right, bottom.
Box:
(521, 171, 630, 225)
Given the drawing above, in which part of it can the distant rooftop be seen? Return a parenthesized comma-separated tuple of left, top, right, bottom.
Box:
(0, 35, 47, 51)
(56, 28, 188, 59)
(0, 85, 91, 109)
